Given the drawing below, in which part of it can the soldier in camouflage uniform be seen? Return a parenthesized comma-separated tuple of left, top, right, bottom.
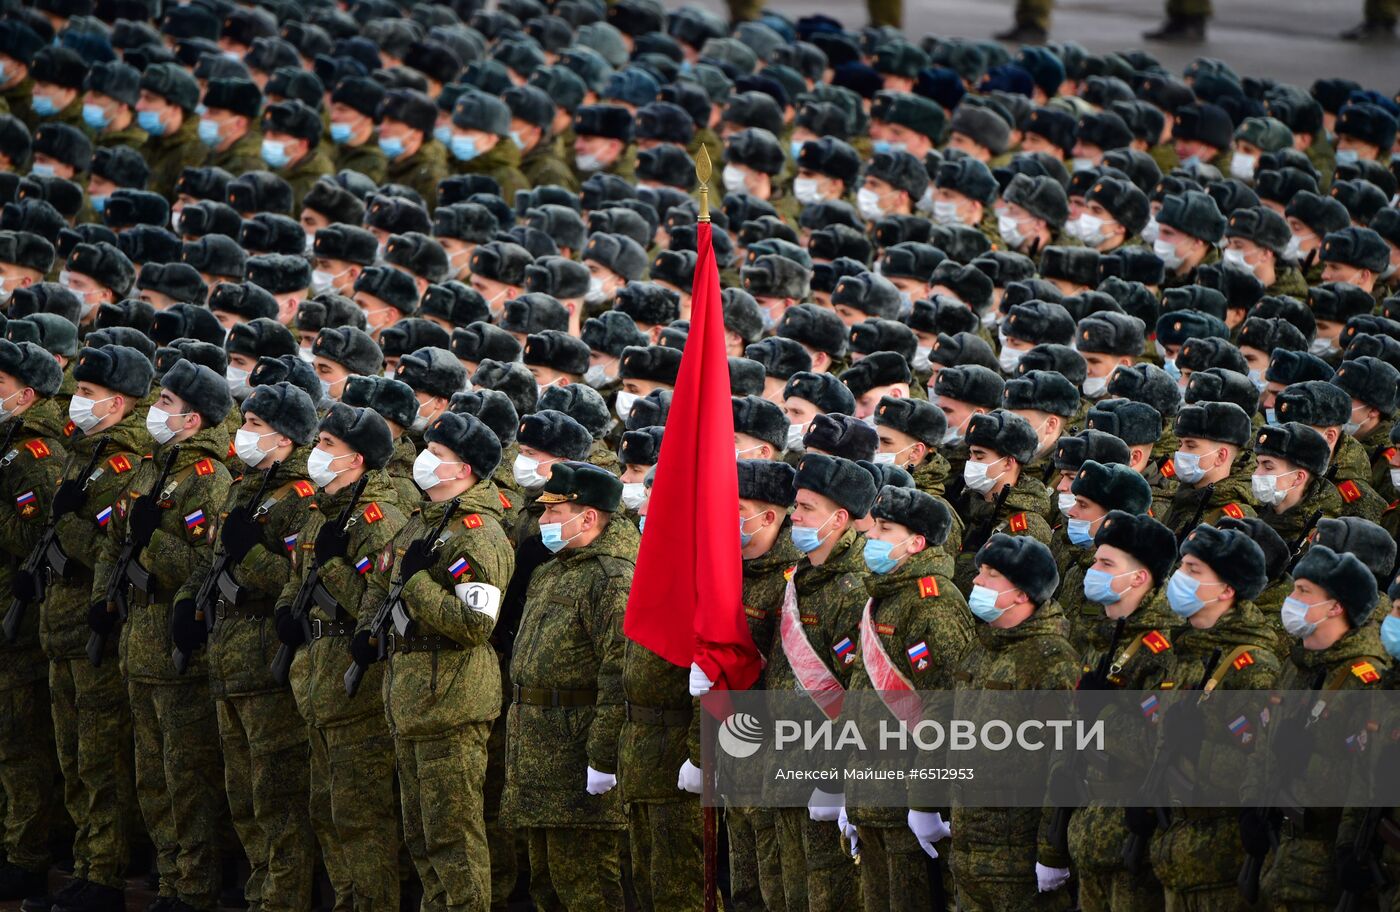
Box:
(90, 360, 232, 912)
(1086, 396, 1178, 519)
(1143, 524, 1281, 909)
(341, 375, 422, 511)
(768, 454, 877, 912)
(199, 79, 263, 176)
(378, 90, 450, 211)
(572, 104, 636, 185)
(1252, 422, 1347, 553)
(846, 488, 973, 910)
(21, 346, 151, 912)
(1274, 379, 1386, 522)
(1160, 403, 1259, 539)
(1329, 356, 1398, 496)
(1250, 545, 1390, 908)
(171, 382, 320, 912)
(260, 101, 336, 214)
(1060, 512, 1180, 912)
(505, 85, 579, 192)
(0, 22, 39, 130)
(82, 62, 147, 154)
(872, 397, 966, 558)
(0, 342, 66, 901)
(136, 64, 208, 203)
(274, 404, 408, 912)
(1057, 461, 1155, 654)
(445, 92, 530, 205)
(1003, 370, 1083, 490)
(501, 461, 633, 911)
(949, 534, 1078, 911)
(953, 410, 1054, 593)
(329, 77, 389, 186)
(356, 412, 515, 912)
(727, 460, 801, 912)
(932, 365, 1003, 501)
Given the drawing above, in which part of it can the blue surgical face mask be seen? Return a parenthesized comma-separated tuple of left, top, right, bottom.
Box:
(638, 515, 646, 534)
(540, 514, 581, 553)
(511, 130, 526, 150)
(1181, 154, 1201, 171)
(1167, 569, 1212, 618)
(739, 512, 765, 548)
(1281, 595, 1323, 639)
(82, 103, 110, 130)
(28, 162, 54, 178)
(330, 121, 354, 145)
(1067, 517, 1096, 548)
(261, 138, 290, 169)
(967, 584, 1005, 623)
(791, 512, 834, 554)
(872, 139, 892, 156)
(790, 140, 804, 160)
(433, 124, 453, 146)
(1162, 358, 1181, 382)
(1083, 567, 1134, 605)
(863, 536, 912, 575)
(1172, 451, 1207, 484)
(137, 109, 166, 136)
(1264, 407, 1277, 425)
(197, 117, 222, 147)
(379, 135, 405, 159)
(91, 194, 108, 215)
(1381, 615, 1400, 659)
(450, 134, 479, 161)
(1336, 149, 1360, 167)
(31, 94, 57, 117)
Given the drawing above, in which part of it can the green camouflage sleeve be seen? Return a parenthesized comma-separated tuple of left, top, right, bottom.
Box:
(399, 531, 514, 647)
(146, 468, 231, 592)
(87, 458, 146, 597)
(320, 505, 407, 620)
(0, 446, 65, 559)
(584, 571, 629, 776)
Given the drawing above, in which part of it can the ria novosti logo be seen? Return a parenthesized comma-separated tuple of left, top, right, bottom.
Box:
(717, 712, 765, 758)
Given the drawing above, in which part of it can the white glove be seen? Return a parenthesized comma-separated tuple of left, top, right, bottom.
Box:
(907, 809, 943, 859)
(807, 787, 842, 822)
(928, 811, 952, 843)
(1035, 863, 1071, 892)
(585, 766, 616, 796)
(838, 805, 859, 858)
(677, 759, 703, 794)
(688, 661, 714, 697)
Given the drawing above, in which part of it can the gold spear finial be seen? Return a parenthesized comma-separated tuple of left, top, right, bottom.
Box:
(696, 144, 711, 223)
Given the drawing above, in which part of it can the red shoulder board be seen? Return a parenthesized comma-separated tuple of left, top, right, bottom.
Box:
(23, 439, 49, 459)
(1352, 660, 1381, 684)
(1007, 512, 1028, 532)
(108, 454, 132, 474)
(1232, 651, 1255, 670)
(226, 441, 237, 460)
(1142, 630, 1170, 654)
(362, 502, 384, 524)
(63, 420, 75, 437)
(194, 458, 216, 477)
(498, 491, 512, 510)
(1222, 502, 1245, 520)
(1159, 457, 1176, 478)
(917, 576, 939, 598)
(1386, 447, 1399, 463)
(293, 480, 315, 498)
(463, 513, 483, 529)
(1338, 480, 1362, 503)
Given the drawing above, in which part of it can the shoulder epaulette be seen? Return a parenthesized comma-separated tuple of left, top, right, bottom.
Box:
(498, 491, 512, 510)
(292, 480, 315, 498)
(63, 420, 75, 437)
(22, 439, 49, 460)
(363, 502, 384, 523)
(1350, 660, 1381, 684)
(194, 458, 216, 476)
(1337, 480, 1362, 503)
(1007, 512, 1028, 532)
(917, 576, 938, 598)
(1142, 630, 1171, 654)
(1159, 457, 1176, 478)
(226, 441, 237, 460)
(463, 513, 483, 529)
(1222, 502, 1245, 519)
(109, 454, 133, 473)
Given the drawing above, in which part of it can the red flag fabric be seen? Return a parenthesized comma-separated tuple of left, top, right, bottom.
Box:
(623, 220, 760, 691)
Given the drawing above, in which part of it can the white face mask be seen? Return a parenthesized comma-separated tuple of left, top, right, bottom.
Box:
(145, 405, 189, 445)
(1251, 472, 1296, 506)
(311, 268, 347, 296)
(576, 152, 604, 173)
(69, 394, 114, 433)
(916, 186, 936, 215)
(1056, 491, 1076, 515)
(513, 453, 550, 489)
(583, 363, 612, 388)
(1390, 467, 1400, 491)
(1283, 234, 1303, 262)
(1141, 216, 1160, 245)
(307, 446, 352, 488)
(1082, 374, 1109, 398)
(912, 345, 933, 372)
(1076, 214, 1111, 248)
(998, 214, 1026, 249)
(234, 428, 278, 467)
(856, 187, 886, 221)
(1070, 156, 1095, 173)
(0, 388, 22, 421)
(793, 177, 824, 205)
(614, 389, 639, 422)
(412, 449, 461, 491)
(0, 276, 11, 305)
(785, 421, 806, 451)
(584, 276, 608, 305)
(932, 200, 964, 226)
(298, 346, 315, 364)
(1309, 335, 1339, 358)
(722, 164, 749, 194)
(962, 458, 1005, 495)
(226, 366, 251, 399)
(620, 481, 648, 511)
(410, 400, 433, 434)
(873, 451, 897, 466)
(1229, 154, 1257, 182)
(998, 344, 1024, 375)
(1222, 248, 1257, 278)
(1153, 238, 1185, 271)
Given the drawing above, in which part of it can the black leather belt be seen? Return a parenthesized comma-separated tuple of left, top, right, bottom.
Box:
(624, 701, 692, 726)
(388, 633, 462, 654)
(511, 684, 597, 707)
(215, 604, 273, 621)
(309, 618, 353, 639)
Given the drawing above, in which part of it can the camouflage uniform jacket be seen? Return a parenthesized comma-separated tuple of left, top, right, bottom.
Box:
(98, 425, 232, 682)
(385, 139, 450, 210)
(335, 140, 388, 186)
(764, 529, 869, 698)
(1266, 267, 1309, 299)
(619, 637, 700, 802)
(1259, 476, 1346, 548)
(2, 77, 33, 130)
(744, 526, 802, 683)
(488, 445, 525, 540)
(281, 469, 408, 729)
(0, 402, 68, 688)
(1326, 434, 1387, 522)
(204, 128, 264, 176)
(953, 472, 1054, 593)
(453, 139, 530, 204)
(280, 149, 337, 213)
(1144, 454, 1179, 519)
(1356, 419, 1395, 499)
(371, 482, 514, 739)
(41, 410, 149, 659)
(1050, 526, 1101, 655)
(1160, 246, 1222, 290)
(1159, 466, 1258, 540)
(521, 139, 578, 192)
(93, 123, 148, 152)
(951, 600, 1079, 868)
(176, 449, 317, 699)
(502, 515, 636, 829)
(146, 116, 209, 202)
(847, 550, 973, 827)
(1067, 589, 1181, 873)
(911, 453, 964, 563)
(384, 435, 421, 510)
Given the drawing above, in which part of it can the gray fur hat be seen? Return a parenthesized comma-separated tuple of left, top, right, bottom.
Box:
(318, 403, 394, 470)
(1253, 421, 1330, 477)
(1174, 401, 1253, 448)
(745, 337, 811, 380)
(1179, 523, 1268, 601)
(965, 408, 1038, 464)
(783, 371, 856, 415)
(312, 326, 383, 376)
(451, 323, 522, 366)
(248, 354, 319, 403)
(793, 452, 878, 517)
(342, 375, 417, 430)
(448, 389, 519, 446)
(1275, 379, 1351, 428)
(975, 533, 1059, 605)
(0, 339, 61, 396)
(396, 346, 467, 400)
(1053, 429, 1132, 471)
(160, 359, 232, 426)
(72, 344, 152, 399)
(733, 395, 787, 450)
(424, 411, 503, 481)
(873, 396, 947, 446)
(803, 413, 878, 463)
(933, 364, 1004, 409)
(473, 359, 538, 418)
(869, 486, 953, 546)
(539, 383, 611, 438)
(241, 380, 318, 446)
(516, 408, 593, 460)
(1105, 362, 1181, 418)
(737, 458, 796, 507)
(1085, 398, 1163, 446)
(1070, 458, 1152, 513)
(839, 352, 910, 398)
(1002, 370, 1080, 418)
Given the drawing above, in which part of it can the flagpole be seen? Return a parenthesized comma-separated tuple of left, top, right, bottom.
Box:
(694, 143, 719, 912)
